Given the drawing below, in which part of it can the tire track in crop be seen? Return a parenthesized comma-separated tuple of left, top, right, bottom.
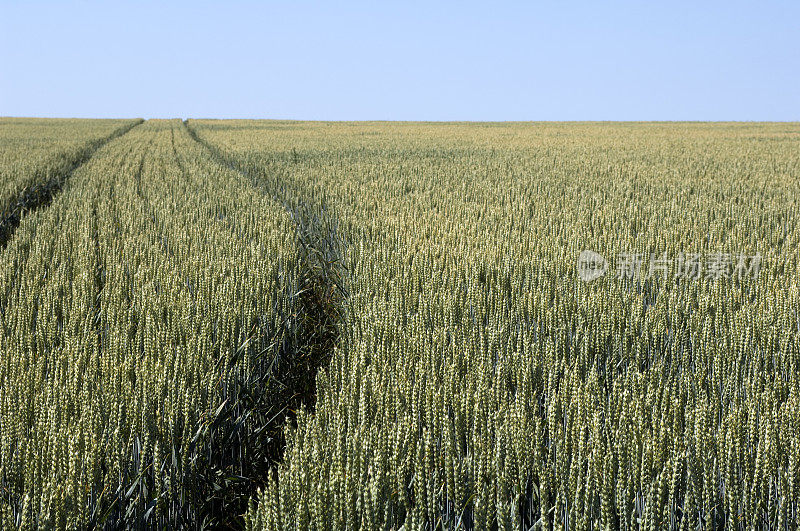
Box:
(181, 120, 348, 527)
(0, 119, 144, 250)
(182, 120, 348, 410)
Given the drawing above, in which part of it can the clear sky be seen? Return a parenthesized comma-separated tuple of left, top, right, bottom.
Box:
(1, 1, 798, 121)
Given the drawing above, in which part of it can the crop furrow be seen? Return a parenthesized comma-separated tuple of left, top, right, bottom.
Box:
(0, 119, 143, 249)
(181, 119, 348, 525)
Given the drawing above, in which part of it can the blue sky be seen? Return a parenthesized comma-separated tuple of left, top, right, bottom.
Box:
(1, 1, 798, 120)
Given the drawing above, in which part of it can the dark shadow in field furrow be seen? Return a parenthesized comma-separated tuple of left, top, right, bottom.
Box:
(181, 120, 348, 529)
(83, 121, 346, 530)
(0, 119, 144, 250)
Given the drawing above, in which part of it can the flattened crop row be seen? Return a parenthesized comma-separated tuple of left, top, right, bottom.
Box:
(0, 119, 310, 528)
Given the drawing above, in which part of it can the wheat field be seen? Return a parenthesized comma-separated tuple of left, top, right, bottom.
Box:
(1, 119, 798, 529)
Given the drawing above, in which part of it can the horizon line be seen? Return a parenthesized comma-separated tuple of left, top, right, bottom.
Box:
(2, 116, 799, 124)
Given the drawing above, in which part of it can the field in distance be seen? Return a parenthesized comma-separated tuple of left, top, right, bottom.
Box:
(1, 119, 798, 529)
